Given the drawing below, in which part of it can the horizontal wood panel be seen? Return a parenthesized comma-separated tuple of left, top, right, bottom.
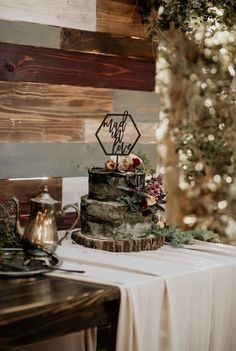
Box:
(0, 20, 154, 60)
(0, 0, 96, 31)
(0, 118, 84, 142)
(0, 0, 144, 37)
(0, 82, 112, 142)
(0, 82, 159, 142)
(0, 143, 157, 179)
(0, 42, 155, 91)
(0, 20, 60, 49)
(61, 28, 153, 60)
(0, 178, 62, 214)
(113, 90, 160, 123)
(97, 0, 145, 38)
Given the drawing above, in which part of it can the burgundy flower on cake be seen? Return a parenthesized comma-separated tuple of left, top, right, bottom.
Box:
(132, 157, 141, 167)
(139, 198, 153, 217)
(144, 174, 165, 198)
(143, 174, 166, 214)
(104, 153, 166, 218)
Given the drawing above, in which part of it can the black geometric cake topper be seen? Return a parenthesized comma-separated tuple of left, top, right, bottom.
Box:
(95, 111, 141, 156)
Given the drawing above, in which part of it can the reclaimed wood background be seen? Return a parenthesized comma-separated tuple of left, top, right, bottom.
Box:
(0, 42, 155, 90)
(0, 178, 62, 214)
(0, 0, 96, 31)
(0, 0, 144, 36)
(0, 0, 159, 218)
(0, 21, 153, 59)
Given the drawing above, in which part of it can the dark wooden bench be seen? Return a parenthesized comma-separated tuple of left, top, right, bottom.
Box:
(0, 276, 120, 351)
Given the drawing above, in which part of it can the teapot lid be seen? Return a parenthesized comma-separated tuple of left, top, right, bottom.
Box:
(31, 185, 59, 205)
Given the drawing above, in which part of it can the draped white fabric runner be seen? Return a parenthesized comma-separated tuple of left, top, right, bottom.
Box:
(17, 240, 236, 351)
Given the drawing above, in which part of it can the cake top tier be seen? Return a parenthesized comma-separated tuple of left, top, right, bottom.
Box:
(88, 167, 145, 202)
(87, 152, 166, 220)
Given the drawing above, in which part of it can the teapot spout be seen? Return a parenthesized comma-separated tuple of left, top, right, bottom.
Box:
(12, 196, 25, 237)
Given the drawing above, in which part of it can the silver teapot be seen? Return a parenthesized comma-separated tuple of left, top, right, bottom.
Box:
(13, 186, 79, 255)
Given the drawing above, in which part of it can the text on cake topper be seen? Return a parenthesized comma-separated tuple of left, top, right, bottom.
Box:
(95, 111, 141, 156)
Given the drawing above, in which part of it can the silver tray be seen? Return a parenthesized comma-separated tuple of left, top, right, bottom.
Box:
(0, 249, 62, 277)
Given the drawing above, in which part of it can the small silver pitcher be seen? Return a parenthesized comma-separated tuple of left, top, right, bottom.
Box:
(13, 186, 79, 255)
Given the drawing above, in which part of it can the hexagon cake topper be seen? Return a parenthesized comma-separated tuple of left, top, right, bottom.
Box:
(95, 111, 140, 157)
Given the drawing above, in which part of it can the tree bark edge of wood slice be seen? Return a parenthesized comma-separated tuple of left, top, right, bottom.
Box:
(71, 230, 165, 252)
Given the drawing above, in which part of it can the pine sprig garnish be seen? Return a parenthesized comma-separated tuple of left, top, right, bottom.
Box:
(149, 224, 220, 247)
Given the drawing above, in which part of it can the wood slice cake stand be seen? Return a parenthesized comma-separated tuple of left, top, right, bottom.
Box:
(71, 230, 165, 252)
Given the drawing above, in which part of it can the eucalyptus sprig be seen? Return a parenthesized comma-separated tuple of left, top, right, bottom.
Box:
(149, 224, 220, 247)
(136, 0, 236, 236)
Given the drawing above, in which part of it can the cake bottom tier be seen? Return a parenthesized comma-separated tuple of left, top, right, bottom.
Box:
(80, 195, 153, 240)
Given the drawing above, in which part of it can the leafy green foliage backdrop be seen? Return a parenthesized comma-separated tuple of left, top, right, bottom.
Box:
(137, 0, 236, 239)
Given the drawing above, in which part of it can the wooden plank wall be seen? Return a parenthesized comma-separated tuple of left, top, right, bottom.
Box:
(0, 0, 97, 31)
(0, 178, 62, 214)
(0, 42, 155, 90)
(0, 0, 159, 222)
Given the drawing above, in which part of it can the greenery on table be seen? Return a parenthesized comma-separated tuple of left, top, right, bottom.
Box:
(137, 0, 236, 238)
(149, 224, 220, 247)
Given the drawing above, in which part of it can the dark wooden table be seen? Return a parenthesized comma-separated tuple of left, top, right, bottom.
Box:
(0, 276, 120, 351)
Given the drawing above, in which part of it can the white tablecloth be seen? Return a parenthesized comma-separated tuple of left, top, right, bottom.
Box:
(18, 239, 236, 351)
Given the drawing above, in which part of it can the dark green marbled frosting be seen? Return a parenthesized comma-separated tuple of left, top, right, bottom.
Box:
(88, 167, 145, 202)
(81, 196, 152, 240)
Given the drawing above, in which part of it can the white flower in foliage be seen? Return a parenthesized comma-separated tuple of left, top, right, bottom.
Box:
(145, 194, 156, 206)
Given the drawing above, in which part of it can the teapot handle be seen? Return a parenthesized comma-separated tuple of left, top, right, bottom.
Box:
(58, 204, 80, 245)
(11, 196, 25, 237)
